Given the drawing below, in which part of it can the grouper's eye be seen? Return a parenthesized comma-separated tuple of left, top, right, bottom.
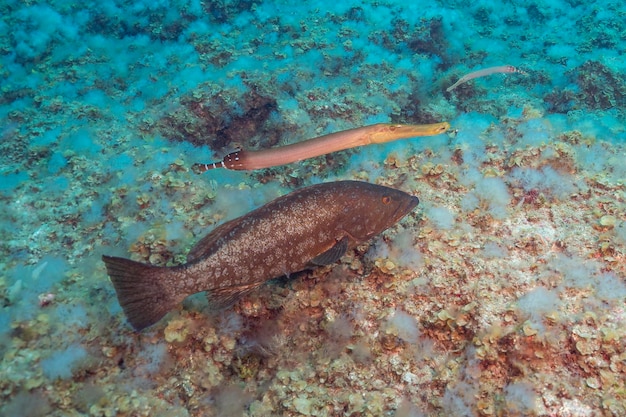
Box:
(382, 196, 391, 205)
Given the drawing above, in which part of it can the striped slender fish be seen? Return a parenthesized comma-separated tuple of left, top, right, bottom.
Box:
(192, 122, 450, 172)
(103, 181, 419, 331)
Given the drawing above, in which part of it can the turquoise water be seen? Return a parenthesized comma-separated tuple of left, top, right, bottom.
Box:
(1, 0, 625, 416)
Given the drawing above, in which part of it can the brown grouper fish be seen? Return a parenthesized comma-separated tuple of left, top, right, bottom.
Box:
(102, 180, 419, 331)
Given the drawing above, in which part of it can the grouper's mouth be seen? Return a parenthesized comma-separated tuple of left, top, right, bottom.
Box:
(393, 195, 419, 222)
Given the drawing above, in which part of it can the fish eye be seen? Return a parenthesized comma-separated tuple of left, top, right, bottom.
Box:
(382, 196, 391, 205)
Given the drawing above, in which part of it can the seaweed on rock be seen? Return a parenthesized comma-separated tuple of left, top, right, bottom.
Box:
(575, 61, 626, 110)
(157, 87, 278, 151)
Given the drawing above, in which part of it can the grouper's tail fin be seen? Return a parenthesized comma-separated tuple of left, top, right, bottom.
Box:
(102, 255, 181, 331)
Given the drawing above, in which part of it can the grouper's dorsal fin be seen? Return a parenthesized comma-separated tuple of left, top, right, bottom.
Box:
(311, 236, 349, 266)
(206, 281, 265, 311)
(187, 217, 242, 262)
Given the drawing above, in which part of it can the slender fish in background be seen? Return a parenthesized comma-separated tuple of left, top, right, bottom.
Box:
(192, 122, 450, 172)
(103, 181, 419, 331)
(446, 65, 528, 92)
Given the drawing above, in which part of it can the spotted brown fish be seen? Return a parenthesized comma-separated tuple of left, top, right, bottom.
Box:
(103, 180, 419, 331)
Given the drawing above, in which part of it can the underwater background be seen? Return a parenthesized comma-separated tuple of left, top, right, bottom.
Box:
(1, 0, 625, 416)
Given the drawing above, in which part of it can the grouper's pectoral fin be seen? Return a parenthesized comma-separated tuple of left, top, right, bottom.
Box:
(206, 281, 265, 311)
(311, 236, 349, 266)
